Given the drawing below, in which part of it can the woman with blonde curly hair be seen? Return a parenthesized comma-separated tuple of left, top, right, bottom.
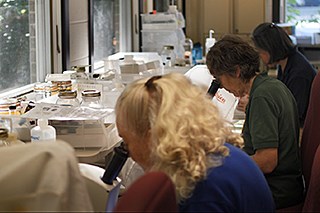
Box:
(115, 72, 275, 212)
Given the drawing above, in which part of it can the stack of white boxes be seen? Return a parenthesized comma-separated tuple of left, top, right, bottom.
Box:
(140, 12, 186, 60)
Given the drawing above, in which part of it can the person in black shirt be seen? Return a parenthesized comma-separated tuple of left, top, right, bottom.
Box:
(251, 22, 317, 127)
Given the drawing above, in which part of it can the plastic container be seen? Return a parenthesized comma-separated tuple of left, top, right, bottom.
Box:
(31, 119, 56, 143)
(167, 5, 185, 28)
(205, 29, 216, 56)
(56, 90, 80, 107)
(107, 52, 164, 85)
(119, 55, 147, 74)
(141, 13, 178, 30)
(141, 30, 182, 56)
(192, 43, 203, 65)
(81, 89, 103, 109)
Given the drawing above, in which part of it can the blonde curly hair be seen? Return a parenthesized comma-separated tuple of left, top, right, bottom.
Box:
(115, 72, 243, 202)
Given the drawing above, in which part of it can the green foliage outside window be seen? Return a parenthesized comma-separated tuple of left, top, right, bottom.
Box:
(0, 0, 29, 91)
(287, 0, 320, 24)
(287, 0, 301, 23)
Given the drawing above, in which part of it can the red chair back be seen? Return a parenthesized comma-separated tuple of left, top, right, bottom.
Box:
(113, 171, 178, 212)
(303, 145, 320, 212)
(301, 71, 320, 191)
(277, 72, 320, 213)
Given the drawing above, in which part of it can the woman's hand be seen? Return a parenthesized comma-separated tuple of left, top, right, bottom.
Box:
(236, 94, 249, 112)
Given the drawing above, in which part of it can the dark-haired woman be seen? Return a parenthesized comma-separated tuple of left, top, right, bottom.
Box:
(252, 22, 316, 127)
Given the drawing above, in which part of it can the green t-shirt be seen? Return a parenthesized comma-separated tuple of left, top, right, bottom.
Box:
(242, 72, 304, 209)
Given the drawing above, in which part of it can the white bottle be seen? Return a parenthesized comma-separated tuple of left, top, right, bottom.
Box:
(205, 29, 216, 56)
(31, 119, 56, 142)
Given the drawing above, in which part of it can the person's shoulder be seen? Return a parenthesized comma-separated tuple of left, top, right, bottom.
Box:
(254, 73, 285, 93)
(256, 72, 278, 82)
(224, 142, 252, 162)
(290, 51, 317, 74)
(219, 143, 268, 183)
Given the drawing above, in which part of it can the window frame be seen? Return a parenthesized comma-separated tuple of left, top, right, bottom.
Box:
(36, 0, 52, 82)
(119, 0, 132, 53)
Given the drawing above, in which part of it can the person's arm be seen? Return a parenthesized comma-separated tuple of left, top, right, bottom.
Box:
(251, 148, 278, 174)
(236, 94, 249, 112)
(246, 96, 279, 174)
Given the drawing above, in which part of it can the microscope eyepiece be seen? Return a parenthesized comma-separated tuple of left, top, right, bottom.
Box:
(207, 79, 220, 98)
(101, 141, 128, 185)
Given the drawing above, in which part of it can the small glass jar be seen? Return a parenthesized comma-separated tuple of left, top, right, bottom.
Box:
(76, 70, 89, 80)
(81, 89, 103, 109)
(183, 38, 193, 66)
(8, 105, 20, 115)
(0, 128, 9, 147)
(72, 66, 89, 80)
(45, 82, 59, 98)
(161, 45, 175, 67)
(53, 80, 72, 92)
(0, 98, 19, 115)
(34, 82, 47, 101)
(56, 90, 80, 107)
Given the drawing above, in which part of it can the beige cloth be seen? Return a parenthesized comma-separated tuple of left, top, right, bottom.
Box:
(0, 141, 93, 212)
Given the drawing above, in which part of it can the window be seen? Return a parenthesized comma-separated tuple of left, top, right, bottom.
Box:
(0, 0, 51, 96)
(287, 0, 320, 23)
(92, 0, 120, 71)
(0, 0, 30, 91)
(62, 0, 131, 73)
(91, 0, 131, 71)
(286, 0, 320, 44)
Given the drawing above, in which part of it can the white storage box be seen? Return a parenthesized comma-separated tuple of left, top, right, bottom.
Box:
(106, 52, 164, 85)
(22, 103, 120, 150)
(49, 119, 112, 149)
(141, 30, 179, 48)
(141, 13, 178, 30)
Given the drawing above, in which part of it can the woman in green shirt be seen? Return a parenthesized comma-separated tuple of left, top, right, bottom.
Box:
(206, 35, 304, 209)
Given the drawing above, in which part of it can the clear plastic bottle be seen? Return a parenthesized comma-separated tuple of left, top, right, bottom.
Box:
(205, 29, 216, 56)
(31, 119, 56, 143)
(81, 89, 103, 109)
(56, 90, 80, 107)
(192, 42, 203, 65)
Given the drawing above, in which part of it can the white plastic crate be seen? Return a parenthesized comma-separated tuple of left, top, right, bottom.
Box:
(22, 103, 120, 150)
(141, 30, 179, 47)
(141, 13, 178, 30)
